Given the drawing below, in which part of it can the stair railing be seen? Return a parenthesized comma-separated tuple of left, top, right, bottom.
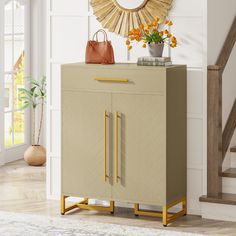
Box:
(207, 16, 236, 197)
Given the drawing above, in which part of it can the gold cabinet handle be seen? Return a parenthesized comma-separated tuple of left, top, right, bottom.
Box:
(104, 111, 109, 181)
(115, 112, 120, 183)
(95, 78, 129, 83)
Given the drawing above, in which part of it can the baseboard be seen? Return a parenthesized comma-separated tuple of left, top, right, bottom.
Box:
(201, 202, 236, 222)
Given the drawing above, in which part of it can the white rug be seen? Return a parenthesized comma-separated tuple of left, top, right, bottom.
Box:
(0, 211, 204, 236)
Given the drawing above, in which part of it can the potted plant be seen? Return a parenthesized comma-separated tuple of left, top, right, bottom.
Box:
(125, 17, 177, 57)
(20, 76, 46, 166)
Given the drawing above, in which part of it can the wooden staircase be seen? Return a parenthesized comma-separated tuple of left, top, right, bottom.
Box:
(199, 16, 236, 205)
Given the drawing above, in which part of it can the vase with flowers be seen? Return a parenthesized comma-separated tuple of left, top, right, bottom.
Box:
(125, 17, 177, 57)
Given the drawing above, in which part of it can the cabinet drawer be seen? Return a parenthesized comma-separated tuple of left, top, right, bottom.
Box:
(62, 66, 165, 94)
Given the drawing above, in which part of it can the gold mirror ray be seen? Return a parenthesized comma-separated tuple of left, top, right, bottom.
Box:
(90, 0, 173, 37)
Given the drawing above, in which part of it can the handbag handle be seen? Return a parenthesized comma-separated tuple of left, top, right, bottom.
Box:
(93, 29, 108, 42)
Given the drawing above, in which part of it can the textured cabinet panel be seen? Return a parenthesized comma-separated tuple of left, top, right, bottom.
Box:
(112, 94, 165, 205)
(61, 91, 112, 199)
(62, 64, 165, 94)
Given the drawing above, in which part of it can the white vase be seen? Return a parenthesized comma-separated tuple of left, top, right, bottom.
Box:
(24, 145, 46, 166)
(148, 43, 164, 57)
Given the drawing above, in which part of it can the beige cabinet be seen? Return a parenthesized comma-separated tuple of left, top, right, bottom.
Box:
(61, 63, 187, 226)
(111, 93, 165, 205)
(62, 91, 112, 199)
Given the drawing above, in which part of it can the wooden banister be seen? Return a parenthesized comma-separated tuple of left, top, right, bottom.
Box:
(207, 66, 223, 197)
(207, 15, 236, 197)
(216, 16, 236, 72)
(222, 99, 236, 159)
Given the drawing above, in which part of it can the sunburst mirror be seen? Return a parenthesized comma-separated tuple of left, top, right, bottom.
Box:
(90, 0, 173, 37)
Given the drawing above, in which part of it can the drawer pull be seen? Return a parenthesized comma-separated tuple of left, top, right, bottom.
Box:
(95, 78, 129, 83)
(104, 111, 109, 181)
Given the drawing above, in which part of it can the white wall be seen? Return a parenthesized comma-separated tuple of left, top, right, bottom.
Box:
(47, 0, 208, 215)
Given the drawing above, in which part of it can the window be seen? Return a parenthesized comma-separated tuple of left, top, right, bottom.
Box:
(4, 0, 26, 148)
(0, 0, 30, 163)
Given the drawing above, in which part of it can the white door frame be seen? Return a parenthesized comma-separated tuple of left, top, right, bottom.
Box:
(0, 0, 31, 165)
(0, 0, 4, 166)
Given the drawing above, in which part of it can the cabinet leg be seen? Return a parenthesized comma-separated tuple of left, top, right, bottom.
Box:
(134, 197, 187, 226)
(182, 197, 187, 216)
(163, 197, 187, 226)
(60, 195, 66, 215)
(110, 201, 115, 214)
(61, 196, 115, 215)
(134, 203, 139, 216)
(162, 205, 168, 226)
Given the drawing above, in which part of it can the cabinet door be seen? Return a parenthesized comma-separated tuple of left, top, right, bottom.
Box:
(61, 91, 112, 200)
(112, 94, 165, 205)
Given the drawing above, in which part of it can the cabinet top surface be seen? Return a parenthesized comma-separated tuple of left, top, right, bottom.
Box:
(62, 63, 186, 71)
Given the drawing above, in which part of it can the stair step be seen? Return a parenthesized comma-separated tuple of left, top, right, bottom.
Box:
(231, 146, 236, 152)
(200, 193, 236, 205)
(220, 168, 236, 178)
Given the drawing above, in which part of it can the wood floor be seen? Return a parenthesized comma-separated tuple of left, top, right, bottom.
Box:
(1, 160, 236, 235)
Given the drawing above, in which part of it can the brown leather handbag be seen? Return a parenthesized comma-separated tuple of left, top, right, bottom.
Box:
(85, 29, 115, 64)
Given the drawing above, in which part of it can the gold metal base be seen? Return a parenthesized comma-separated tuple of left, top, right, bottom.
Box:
(61, 195, 114, 215)
(134, 197, 187, 226)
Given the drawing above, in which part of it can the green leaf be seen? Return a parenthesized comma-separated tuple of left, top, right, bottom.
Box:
(20, 103, 30, 110)
(30, 86, 36, 93)
(19, 88, 33, 97)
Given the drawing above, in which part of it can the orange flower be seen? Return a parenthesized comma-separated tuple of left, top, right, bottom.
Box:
(152, 21, 157, 27)
(130, 35, 135, 41)
(128, 31, 132, 36)
(164, 29, 169, 35)
(139, 24, 144, 29)
(125, 18, 177, 50)
(126, 40, 130, 45)
(133, 28, 140, 35)
(164, 19, 169, 25)
(171, 36, 177, 43)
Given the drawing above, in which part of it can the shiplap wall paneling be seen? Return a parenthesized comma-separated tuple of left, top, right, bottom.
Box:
(47, 0, 89, 199)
